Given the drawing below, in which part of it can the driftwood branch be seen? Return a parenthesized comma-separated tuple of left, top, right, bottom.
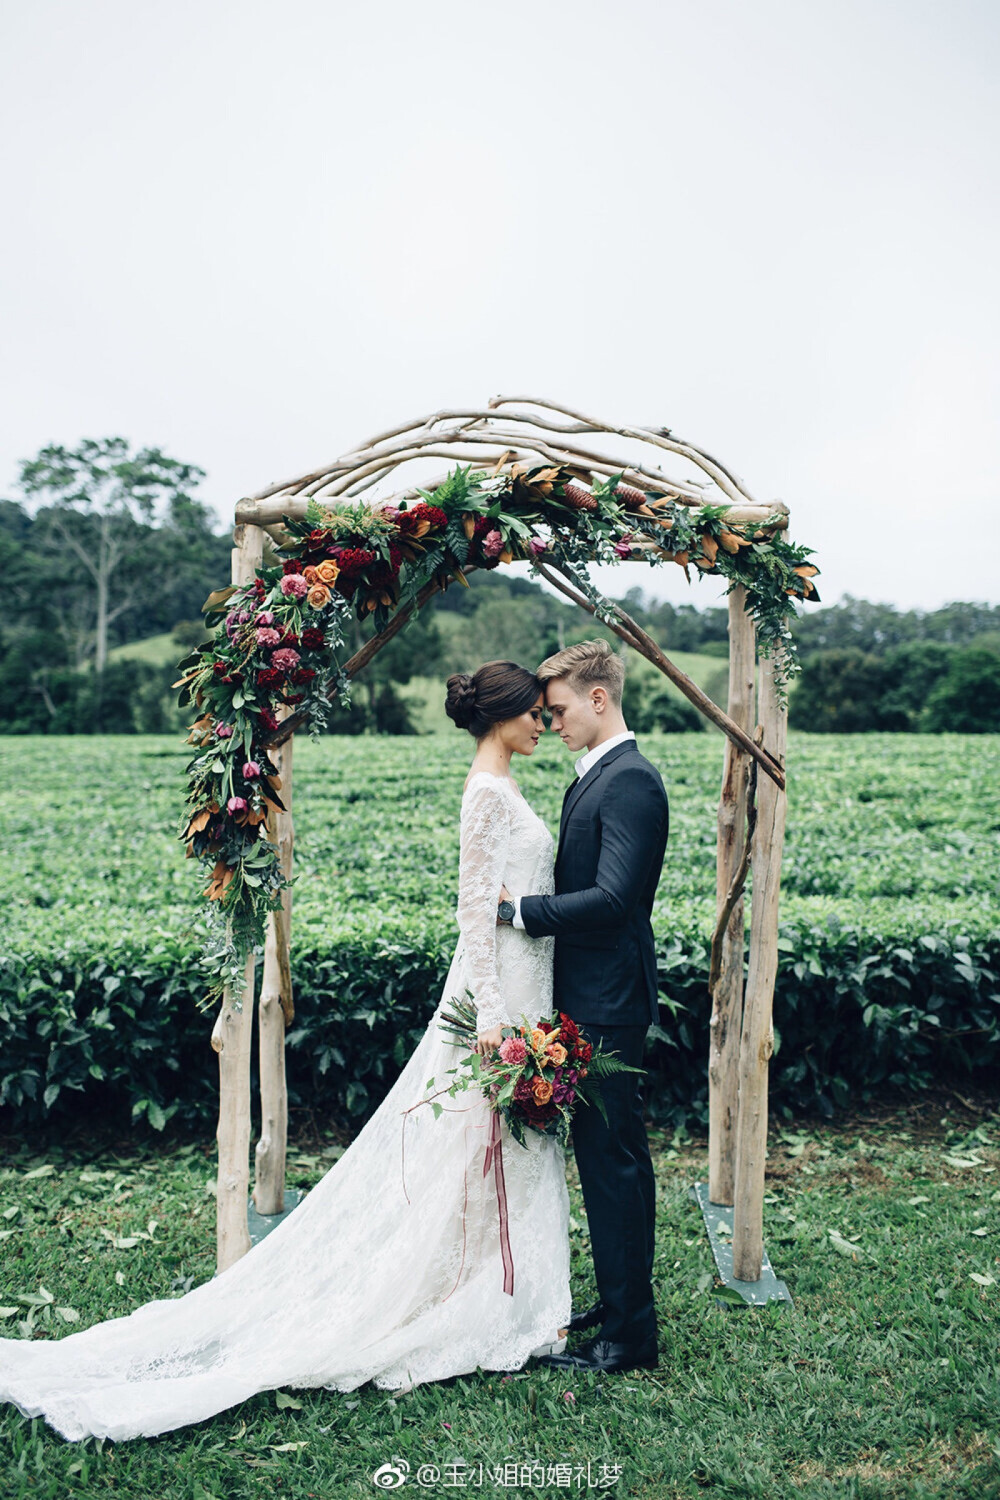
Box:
(708, 751, 759, 993)
(534, 563, 786, 790)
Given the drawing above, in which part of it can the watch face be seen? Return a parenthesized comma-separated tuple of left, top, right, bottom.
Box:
(498, 900, 515, 921)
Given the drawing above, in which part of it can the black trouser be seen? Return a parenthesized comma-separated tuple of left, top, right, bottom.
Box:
(570, 1021, 657, 1345)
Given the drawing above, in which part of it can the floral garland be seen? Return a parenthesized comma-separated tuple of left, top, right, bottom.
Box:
(176, 462, 819, 1012)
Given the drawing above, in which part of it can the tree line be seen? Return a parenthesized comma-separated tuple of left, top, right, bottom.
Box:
(1, 438, 998, 734)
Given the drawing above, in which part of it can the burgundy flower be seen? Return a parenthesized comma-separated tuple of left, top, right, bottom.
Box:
(301, 627, 325, 651)
(258, 706, 280, 730)
(337, 547, 377, 576)
(257, 668, 284, 689)
(410, 502, 447, 528)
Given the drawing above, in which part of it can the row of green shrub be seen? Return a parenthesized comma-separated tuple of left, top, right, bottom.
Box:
(2, 916, 995, 1135)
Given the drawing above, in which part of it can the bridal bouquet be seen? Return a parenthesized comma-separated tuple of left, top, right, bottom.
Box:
(433, 992, 646, 1149)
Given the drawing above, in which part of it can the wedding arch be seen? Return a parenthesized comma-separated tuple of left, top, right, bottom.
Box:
(174, 395, 819, 1290)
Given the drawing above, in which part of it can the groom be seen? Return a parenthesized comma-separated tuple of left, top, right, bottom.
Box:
(497, 639, 669, 1374)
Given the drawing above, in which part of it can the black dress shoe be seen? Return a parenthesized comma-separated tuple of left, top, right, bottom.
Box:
(566, 1300, 605, 1334)
(536, 1335, 658, 1374)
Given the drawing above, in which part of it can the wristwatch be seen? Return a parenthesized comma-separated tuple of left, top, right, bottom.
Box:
(497, 898, 516, 925)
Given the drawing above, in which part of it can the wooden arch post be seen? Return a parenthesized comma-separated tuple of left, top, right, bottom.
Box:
(210, 397, 797, 1288)
(212, 521, 263, 1273)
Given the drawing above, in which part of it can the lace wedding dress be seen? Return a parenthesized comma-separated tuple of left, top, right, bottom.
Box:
(0, 772, 571, 1442)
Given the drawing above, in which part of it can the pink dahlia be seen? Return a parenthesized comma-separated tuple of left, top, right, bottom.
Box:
(499, 1036, 527, 1065)
(482, 529, 504, 559)
(270, 647, 300, 671)
(255, 627, 281, 648)
(280, 573, 309, 600)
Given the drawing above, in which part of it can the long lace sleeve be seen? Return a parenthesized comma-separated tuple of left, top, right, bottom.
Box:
(457, 776, 512, 1034)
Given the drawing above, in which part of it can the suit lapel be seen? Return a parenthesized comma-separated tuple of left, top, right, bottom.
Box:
(556, 739, 639, 851)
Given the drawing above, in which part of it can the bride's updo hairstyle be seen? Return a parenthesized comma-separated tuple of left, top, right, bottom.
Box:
(445, 661, 541, 740)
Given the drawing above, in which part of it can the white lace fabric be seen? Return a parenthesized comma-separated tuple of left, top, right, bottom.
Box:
(0, 773, 569, 1442)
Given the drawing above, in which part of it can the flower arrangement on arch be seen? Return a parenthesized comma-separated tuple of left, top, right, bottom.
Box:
(174, 459, 820, 1013)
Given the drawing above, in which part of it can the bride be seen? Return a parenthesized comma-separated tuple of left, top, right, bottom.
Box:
(0, 660, 572, 1443)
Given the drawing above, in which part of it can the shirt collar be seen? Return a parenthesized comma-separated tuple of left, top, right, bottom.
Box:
(574, 730, 636, 780)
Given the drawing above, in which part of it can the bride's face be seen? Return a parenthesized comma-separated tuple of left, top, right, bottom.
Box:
(493, 694, 546, 757)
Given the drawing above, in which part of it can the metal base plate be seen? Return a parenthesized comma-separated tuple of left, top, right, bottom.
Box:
(691, 1181, 792, 1307)
(247, 1187, 307, 1247)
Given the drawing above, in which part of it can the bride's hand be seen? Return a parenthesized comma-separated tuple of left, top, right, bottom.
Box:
(475, 1026, 504, 1056)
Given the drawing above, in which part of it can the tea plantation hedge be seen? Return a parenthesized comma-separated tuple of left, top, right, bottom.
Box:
(1, 733, 997, 1131)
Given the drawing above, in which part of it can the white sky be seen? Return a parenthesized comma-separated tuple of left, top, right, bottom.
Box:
(2, 0, 997, 613)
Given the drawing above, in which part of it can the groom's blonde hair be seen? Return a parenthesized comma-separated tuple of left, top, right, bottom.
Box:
(536, 638, 625, 707)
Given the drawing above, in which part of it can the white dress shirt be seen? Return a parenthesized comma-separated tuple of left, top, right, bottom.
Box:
(511, 731, 636, 929)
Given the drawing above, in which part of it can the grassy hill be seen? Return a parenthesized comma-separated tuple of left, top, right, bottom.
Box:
(109, 632, 184, 667)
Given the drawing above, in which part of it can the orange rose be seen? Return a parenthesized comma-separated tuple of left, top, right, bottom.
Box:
(530, 1028, 548, 1052)
(531, 1077, 553, 1105)
(545, 1042, 567, 1066)
(306, 583, 331, 610)
(303, 565, 320, 585)
(315, 559, 340, 584)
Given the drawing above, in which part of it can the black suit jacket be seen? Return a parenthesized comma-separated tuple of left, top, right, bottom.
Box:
(520, 739, 668, 1026)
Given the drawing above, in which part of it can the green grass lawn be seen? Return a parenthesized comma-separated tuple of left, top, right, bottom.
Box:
(1, 1103, 998, 1498)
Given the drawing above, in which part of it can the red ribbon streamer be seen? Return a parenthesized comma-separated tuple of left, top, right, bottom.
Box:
(483, 1109, 515, 1295)
(400, 1097, 514, 1299)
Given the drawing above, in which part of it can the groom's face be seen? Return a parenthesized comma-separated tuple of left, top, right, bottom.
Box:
(544, 678, 600, 754)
